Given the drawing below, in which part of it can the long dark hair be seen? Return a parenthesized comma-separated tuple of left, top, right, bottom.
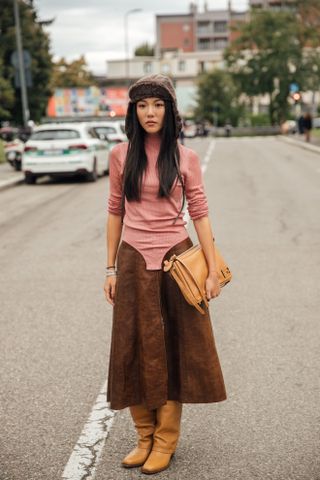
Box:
(122, 99, 186, 224)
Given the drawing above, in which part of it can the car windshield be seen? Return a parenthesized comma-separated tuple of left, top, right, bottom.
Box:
(94, 126, 117, 135)
(120, 124, 125, 134)
(30, 129, 81, 141)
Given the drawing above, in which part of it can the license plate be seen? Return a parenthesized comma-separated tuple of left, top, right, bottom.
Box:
(42, 149, 64, 156)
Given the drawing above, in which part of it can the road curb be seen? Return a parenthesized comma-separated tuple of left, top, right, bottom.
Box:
(0, 176, 24, 192)
(278, 135, 320, 154)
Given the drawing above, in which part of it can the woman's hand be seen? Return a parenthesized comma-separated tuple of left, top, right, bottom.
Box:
(104, 275, 117, 306)
(205, 272, 221, 302)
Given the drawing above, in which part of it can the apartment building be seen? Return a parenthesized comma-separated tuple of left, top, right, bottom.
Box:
(155, 2, 247, 57)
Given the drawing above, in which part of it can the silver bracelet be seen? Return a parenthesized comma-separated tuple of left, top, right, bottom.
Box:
(106, 270, 117, 277)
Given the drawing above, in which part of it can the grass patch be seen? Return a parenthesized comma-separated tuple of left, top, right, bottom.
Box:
(311, 128, 320, 139)
(0, 141, 5, 164)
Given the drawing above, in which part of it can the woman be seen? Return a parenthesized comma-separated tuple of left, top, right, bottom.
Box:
(104, 74, 227, 475)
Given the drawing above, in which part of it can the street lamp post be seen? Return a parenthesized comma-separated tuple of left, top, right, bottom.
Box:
(124, 8, 142, 89)
(13, 0, 30, 126)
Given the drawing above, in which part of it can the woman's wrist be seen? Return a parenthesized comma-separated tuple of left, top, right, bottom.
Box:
(208, 270, 219, 278)
(105, 265, 118, 277)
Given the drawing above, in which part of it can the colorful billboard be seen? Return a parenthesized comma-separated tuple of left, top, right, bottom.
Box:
(47, 86, 128, 118)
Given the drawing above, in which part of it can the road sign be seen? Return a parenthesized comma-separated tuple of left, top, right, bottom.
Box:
(290, 83, 299, 93)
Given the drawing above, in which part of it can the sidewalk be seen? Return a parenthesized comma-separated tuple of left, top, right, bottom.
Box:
(278, 134, 320, 154)
(289, 132, 320, 147)
(0, 162, 24, 191)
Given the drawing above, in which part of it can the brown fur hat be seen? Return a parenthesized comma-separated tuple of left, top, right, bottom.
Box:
(125, 74, 182, 139)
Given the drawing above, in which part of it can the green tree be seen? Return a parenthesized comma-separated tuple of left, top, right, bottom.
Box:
(194, 69, 244, 126)
(51, 55, 95, 88)
(225, 10, 307, 125)
(0, 0, 53, 124)
(134, 42, 154, 56)
(225, 5, 320, 125)
(0, 58, 14, 119)
(297, 0, 320, 113)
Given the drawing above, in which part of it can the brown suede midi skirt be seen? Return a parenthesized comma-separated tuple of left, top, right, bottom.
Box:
(107, 236, 227, 410)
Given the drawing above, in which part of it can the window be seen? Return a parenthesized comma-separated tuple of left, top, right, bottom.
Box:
(178, 60, 186, 72)
(214, 21, 227, 33)
(30, 129, 81, 141)
(199, 61, 206, 73)
(143, 62, 152, 74)
(213, 38, 228, 50)
(93, 126, 116, 136)
(198, 39, 211, 50)
(197, 21, 211, 34)
(161, 63, 170, 74)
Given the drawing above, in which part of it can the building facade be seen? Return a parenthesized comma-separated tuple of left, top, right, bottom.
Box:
(155, 2, 247, 57)
(104, 2, 248, 116)
(106, 50, 225, 116)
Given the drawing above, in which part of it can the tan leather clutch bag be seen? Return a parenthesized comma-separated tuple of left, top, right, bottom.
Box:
(163, 243, 232, 315)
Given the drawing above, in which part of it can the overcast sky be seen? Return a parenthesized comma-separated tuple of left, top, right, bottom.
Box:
(33, 0, 248, 74)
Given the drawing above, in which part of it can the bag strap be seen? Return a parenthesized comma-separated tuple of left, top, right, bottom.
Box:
(169, 264, 207, 315)
(167, 255, 209, 309)
(174, 257, 205, 302)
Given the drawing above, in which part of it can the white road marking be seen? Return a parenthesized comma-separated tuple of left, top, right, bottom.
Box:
(61, 138, 216, 480)
(62, 380, 116, 480)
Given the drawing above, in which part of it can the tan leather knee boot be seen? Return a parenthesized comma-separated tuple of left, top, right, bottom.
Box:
(141, 400, 182, 474)
(122, 404, 156, 468)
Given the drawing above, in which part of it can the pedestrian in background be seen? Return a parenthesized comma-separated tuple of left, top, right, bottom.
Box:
(179, 118, 185, 145)
(104, 74, 227, 475)
(297, 114, 304, 135)
(303, 112, 312, 143)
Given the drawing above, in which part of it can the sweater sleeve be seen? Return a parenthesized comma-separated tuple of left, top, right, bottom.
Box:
(107, 145, 123, 216)
(185, 149, 209, 220)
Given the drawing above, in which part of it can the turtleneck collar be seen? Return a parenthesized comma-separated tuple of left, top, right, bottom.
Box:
(144, 132, 162, 152)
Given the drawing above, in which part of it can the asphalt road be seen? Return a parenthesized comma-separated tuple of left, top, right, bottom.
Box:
(0, 137, 319, 480)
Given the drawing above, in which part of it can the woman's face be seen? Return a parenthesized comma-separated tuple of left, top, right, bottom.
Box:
(136, 97, 165, 134)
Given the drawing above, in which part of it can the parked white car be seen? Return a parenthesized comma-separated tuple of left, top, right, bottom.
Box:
(22, 123, 110, 184)
(86, 120, 127, 144)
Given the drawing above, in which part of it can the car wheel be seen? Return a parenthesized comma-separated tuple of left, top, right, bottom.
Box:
(86, 159, 97, 182)
(25, 173, 37, 184)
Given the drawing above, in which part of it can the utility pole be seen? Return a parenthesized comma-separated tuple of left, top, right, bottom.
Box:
(13, 0, 30, 126)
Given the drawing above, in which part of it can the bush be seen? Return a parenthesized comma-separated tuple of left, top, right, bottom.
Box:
(0, 141, 5, 164)
(247, 113, 271, 127)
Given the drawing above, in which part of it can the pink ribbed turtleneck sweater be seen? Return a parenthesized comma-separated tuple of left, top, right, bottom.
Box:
(107, 133, 209, 269)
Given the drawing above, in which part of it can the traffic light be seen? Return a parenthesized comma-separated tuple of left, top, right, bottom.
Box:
(292, 92, 301, 103)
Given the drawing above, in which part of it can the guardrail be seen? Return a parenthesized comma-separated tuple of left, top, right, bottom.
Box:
(212, 126, 281, 137)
